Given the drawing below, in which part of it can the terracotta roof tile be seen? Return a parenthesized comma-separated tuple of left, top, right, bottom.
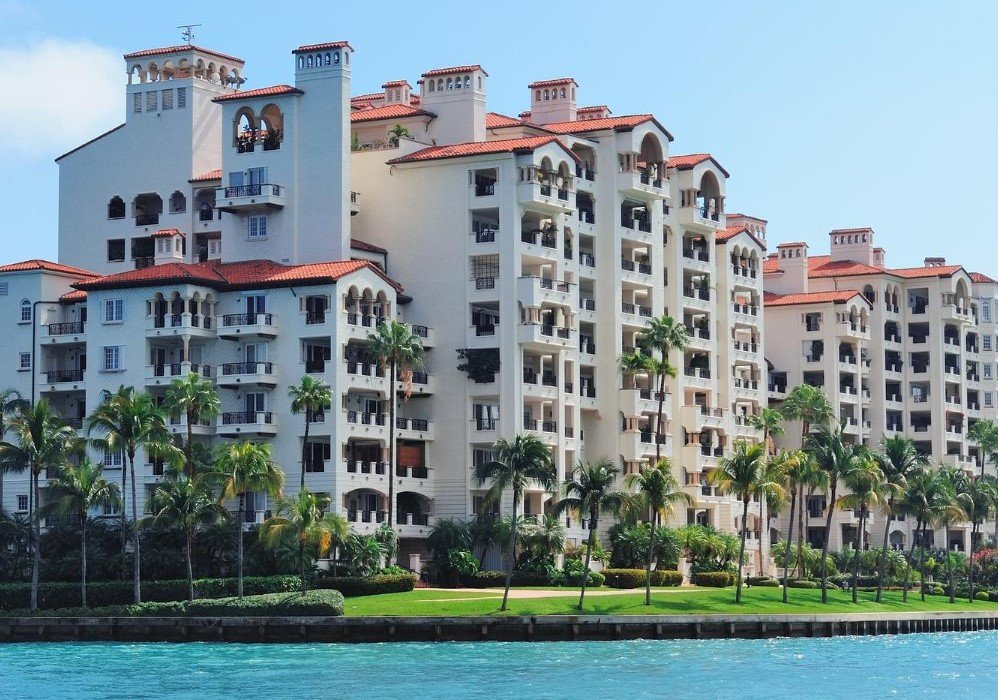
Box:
(189, 169, 222, 183)
(577, 105, 611, 113)
(214, 85, 303, 102)
(60, 289, 87, 303)
(541, 114, 673, 140)
(829, 227, 874, 235)
(420, 65, 487, 78)
(151, 228, 184, 238)
(123, 45, 243, 64)
(55, 123, 125, 162)
(0, 259, 100, 277)
(386, 136, 577, 164)
(293, 41, 352, 53)
(528, 77, 578, 88)
(886, 264, 963, 279)
(764, 290, 866, 307)
(486, 112, 524, 129)
(970, 272, 997, 284)
(715, 225, 766, 250)
(808, 256, 883, 278)
(351, 238, 387, 254)
(382, 80, 411, 88)
(352, 92, 385, 103)
(350, 104, 433, 123)
(667, 153, 730, 178)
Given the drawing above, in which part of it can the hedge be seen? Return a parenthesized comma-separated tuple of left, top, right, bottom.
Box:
(184, 590, 344, 616)
(314, 574, 416, 597)
(786, 579, 819, 589)
(746, 576, 774, 586)
(0, 576, 301, 611)
(754, 579, 781, 587)
(651, 570, 683, 587)
(459, 570, 605, 588)
(693, 571, 734, 588)
(975, 591, 990, 601)
(602, 569, 648, 589)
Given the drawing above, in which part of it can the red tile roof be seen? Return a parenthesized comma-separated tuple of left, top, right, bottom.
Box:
(776, 241, 807, 248)
(542, 114, 673, 140)
(386, 135, 578, 164)
(352, 92, 385, 103)
(55, 123, 125, 162)
(60, 289, 87, 303)
(351, 238, 387, 254)
(382, 80, 411, 88)
(74, 258, 402, 293)
(350, 104, 433, 123)
(190, 169, 222, 183)
(151, 228, 184, 238)
(214, 85, 303, 102)
(486, 112, 525, 129)
(293, 41, 352, 53)
(763, 257, 780, 274)
(420, 65, 487, 78)
(528, 77, 578, 88)
(123, 45, 243, 64)
(970, 272, 997, 284)
(886, 264, 964, 279)
(0, 260, 99, 277)
(829, 227, 873, 235)
(715, 226, 766, 250)
(577, 105, 611, 113)
(667, 153, 730, 178)
(764, 290, 866, 307)
(807, 255, 883, 278)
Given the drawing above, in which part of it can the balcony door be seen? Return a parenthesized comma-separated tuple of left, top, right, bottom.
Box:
(245, 392, 265, 416)
(151, 348, 167, 374)
(245, 342, 267, 366)
(246, 294, 265, 321)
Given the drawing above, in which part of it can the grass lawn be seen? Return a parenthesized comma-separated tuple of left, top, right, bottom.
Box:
(344, 586, 998, 617)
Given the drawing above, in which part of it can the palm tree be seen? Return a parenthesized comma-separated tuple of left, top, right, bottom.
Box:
(0, 400, 75, 611)
(86, 385, 173, 603)
(213, 441, 285, 597)
(707, 441, 779, 603)
(39, 460, 120, 608)
(780, 383, 835, 446)
(288, 376, 332, 491)
(163, 372, 220, 477)
(968, 419, 998, 478)
(366, 321, 425, 542)
(960, 475, 995, 602)
(747, 408, 784, 569)
(872, 435, 927, 601)
(0, 388, 28, 511)
(934, 466, 970, 604)
(836, 454, 887, 602)
(896, 468, 947, 602)
(147, 473, 228, 601)
(260, 488, 348, 593)
(387, 123, 409, 146)
(473, 434, 556, 611)
(806, 426, 866, 603)
(553, 458, 631, 609)
(625, 458, 693, 605)
(634, 315, 688, 464)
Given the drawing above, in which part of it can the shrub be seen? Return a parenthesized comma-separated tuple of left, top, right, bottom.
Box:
(650, 570, 683, 587)
(314, 574, 415, 597)
(745, 576, 773, 586)
(975, 591, 990, 601)
(786, 579, 819, 589)
(460, 571, 507, 588)
(562, 569, 605, 588)
(602, 569, 648, 589)
(183, 590, 344, 617)
(755, 579, 781, 587)
(693, 571, 734, 588)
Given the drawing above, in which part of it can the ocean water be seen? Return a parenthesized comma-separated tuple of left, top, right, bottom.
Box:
(0, 632, 994, 699)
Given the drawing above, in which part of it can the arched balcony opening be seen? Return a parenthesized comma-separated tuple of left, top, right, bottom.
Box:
(132, 193, 162, 227)
(571, 143, 596, 181)
(107, 196, 125, 220)
(697, 171, 723, 221)
(260, 103, 285, 151)
(344, 488, 388, 525)
(233, 107, 258, 152)
(195, 188, 216, 222)
(397, 491, 432, 527)
(638, 133, 665, 186)
(169, 190, 187, 214)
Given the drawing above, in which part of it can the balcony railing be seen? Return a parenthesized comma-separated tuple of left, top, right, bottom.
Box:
(48, 322, 85, 336)
(221, 362, 273, 376)
(347, 461, 388, 475)
(222, 411, 273, 425)
(682, 247, 709, 263)
(221, 313, 273, 327)
(45, 370, 84, 383)
(223, 183, 282, 198)
(346, 411, 387, 426)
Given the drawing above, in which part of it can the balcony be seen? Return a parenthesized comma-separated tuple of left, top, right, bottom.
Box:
(345, 410, 388, 439)
(518, 322, 574, 350)
(682, 285, 711, 311)
(217, 411, 276, 437)
(681, 404, 725, 432)
(45, 322, 85, 345)
(517, 276, 572, 308)
(621, 301, 653, 321)
(768, 380, 788, 398)
(617, 168, 667, 198)
(517, 181, 575, 214)
(217, 361, 277, 387)
(215, 183, 286, 213)
(396, 513, 434, 538)
(676, 205, 723, 232)
(732, 302, 759, 320)
(145, 362, 213, 387)
(838, 322, 869, 340)
(395, 416, 435, 441)
(731, 265, 758, 281)
(683, 366, 712, 388)
(620, 259, 653, 282)
(217, 313, 277, 339)
(167, 415, 215, 437)
(39, 369, 85, 393)
(732, 339, 759, 357)
(620, 388, 667, 417)
(146, 313, 215, 339)
(408, 324, 436, 349)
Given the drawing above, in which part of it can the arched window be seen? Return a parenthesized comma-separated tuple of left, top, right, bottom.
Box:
(333, 51, 340, 64)
(428, 80, 435, 92)
(560, 87, 566, 98)
(463, 75, 470, 89)
(325, 52, 331, 65)
(169, 191, 186, 214)
(543, 89, 550, 100)
(307, 55, 313, 68)
(107, 196, 125, 219)
(535, 90, 541, 100)
(446, 77, 453, 90)
(437, 79, 443, 91)
(862, 284, 876, 303)
(297, 56, 304, 69)
(20, 299, 31, 323)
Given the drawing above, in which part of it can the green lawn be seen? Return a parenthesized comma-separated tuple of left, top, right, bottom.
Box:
(344, 586, 998, 617)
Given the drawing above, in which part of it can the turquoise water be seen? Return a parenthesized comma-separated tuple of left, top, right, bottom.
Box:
(1, 633, 995, 698)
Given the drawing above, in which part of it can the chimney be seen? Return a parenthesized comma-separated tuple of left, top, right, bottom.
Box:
(829, 228, 875, 266)
(527, 78, 578, 125)
(419, 65, 487, 145)
(152, 229, 185, 264)
(767, 242, 809, 295)
(924, 257, 946, 268)
(725, 213, 767, 243)
(382, 80, 412, 105)
(873, 247, 886, 268)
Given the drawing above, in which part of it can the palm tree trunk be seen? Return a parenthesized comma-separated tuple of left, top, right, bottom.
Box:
(851, 509, 864, 603)
(185, 528, 194, 601)
(654, 370, 666, 464)
(644, 512, 656, 606)
(237, 492, 245, 599)
(81, 517, 88, 608)
(902, 517, 921, 603)
(736, 497, 749, 604)
(29, 470, 39, 612)
(120, 459, 127, 580)
(875, 510, 893, 603)
(300, 409, 310, 491)
(501, 488, 520, 612)
(186, 408, 195, 477)
(968, 522, 977, 603)
(300, 540, 308, 594)
(946, 524, 955, 604)
(796, 485, 806, 579)
(387, 362, 397, 552)
(129, 450, 141, 604)
(578, 511, 596, 610)
(782, 486, 797, 603)
(819, 482, 837, 603)
(918, 523, 928, 602)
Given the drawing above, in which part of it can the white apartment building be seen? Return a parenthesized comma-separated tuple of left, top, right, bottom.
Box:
(764, 229, 998, 555)
(0, 37, 827, 575)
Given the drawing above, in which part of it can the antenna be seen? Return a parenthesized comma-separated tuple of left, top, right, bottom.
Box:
(177, 24, 202, 45)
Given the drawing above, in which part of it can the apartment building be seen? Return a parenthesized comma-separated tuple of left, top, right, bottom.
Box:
(1, 38, 776, 572)
(764, 229, 998, 555)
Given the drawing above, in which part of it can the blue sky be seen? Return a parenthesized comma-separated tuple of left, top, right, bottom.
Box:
(1, 0, 995, 274)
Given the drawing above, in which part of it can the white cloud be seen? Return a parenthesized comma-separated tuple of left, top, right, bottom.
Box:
(0, 37, 122, 157)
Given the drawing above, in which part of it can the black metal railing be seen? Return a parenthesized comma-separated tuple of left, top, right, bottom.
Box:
(221, 313, 273, 327)
(221, 362, 273, 375)
(48, 322, 85, 336)
(222, 411, 273, 425)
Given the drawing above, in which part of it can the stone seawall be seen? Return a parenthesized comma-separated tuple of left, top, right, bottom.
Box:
(2, 611, 998, 643)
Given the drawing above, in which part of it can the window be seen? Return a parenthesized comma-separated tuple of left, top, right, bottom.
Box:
(146, 91, 157, 111)
(104, 299, 124, 322)
(169, 191, 186, 213)
(107, 238, 126, 262)
(177, 87, 187, 108)
(985, 364, 993, 380)
(133, 93, 142, 114)
(0, 282, 7, 296)
(103, 450, 124, 469)
(984, 335, 993, 352)
(162, 89, 173, 109)
(19, 299, 31, 323)
(248, 215, 268, 239)
(984, 303, 992, 323)
(16, 495, 28, 513)
(107, 196, 125, 219)
(985, 393, 994, 408)
(18, 352, 30, 370)
(103, 345, 122, 371)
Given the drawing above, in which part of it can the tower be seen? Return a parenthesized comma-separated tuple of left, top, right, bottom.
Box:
(418, 65, 488, 145)
(526, 78, 578, 125)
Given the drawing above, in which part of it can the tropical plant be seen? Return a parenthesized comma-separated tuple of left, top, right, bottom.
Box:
(933, 466, 971, 603)
(0, 388, 28, 510)
(625, 458, 694, 605)
(968, 419, 998, 478)
(474, 434, 556, 611)
(0, 400, 76, 610)
(780, 383, 835, 446)
(468, 514, 500, 568)
(387, 123, 410, 146)
(37, 460, 120, 607)
(342, 533, 386, 577)
(163, 372, 220, 477)
(747, 408, 784, 559)
(288, 375, 332, 491)
(707, 441, 780, 603)
(836, 454, 887, 602)
(632, 315, 688, 464)
(519, 514, 566, 565)
(896, 468, 949, 602)
(146, 473, 228, 601)
(426, 518, 473, 585)
(260, 489, 348, 592)
(676, 524, 740, 573)
(213, 441, 285, 597)
(366, 321, 425, 542)
(959, 475, 995, 601)
(554, 458, 631, 609)
(87, 385, 173, 603)
(872, 435, 928, 601)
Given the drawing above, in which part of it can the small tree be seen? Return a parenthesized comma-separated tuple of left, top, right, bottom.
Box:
(387, 124, 410, 146)
(872, 435, 927, 601)
(747, 407, 785, 565)
(836, 455, 887, 603)
(260, 489, 348, 592)
(163, 372, 220, 477)
(288, 376, 332, 491)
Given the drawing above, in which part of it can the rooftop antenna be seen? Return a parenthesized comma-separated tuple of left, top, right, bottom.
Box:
(177, 24, 201, 45)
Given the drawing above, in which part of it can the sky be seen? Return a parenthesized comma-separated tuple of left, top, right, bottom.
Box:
(1, 0, 996, 274)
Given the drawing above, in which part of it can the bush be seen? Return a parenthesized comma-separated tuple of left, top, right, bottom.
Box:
(602, 569, 648, 589)
(975, 591, 990, 601)
(693, 571, 734, 588)
(745, 576, 773, 586)
(562, 570, 605, 588)
(786, 579, 819, 589)
(183, 590, 343, 617)
(755, 579, 781, 587)
(460, 571, 507, 588)
(650, 570, 683, 587)
(314, 574, 415, 597)
(829, 573, 879, 588)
